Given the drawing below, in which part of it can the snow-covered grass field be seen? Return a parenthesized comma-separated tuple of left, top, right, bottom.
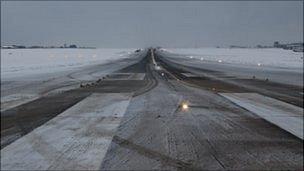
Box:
(167, 48, 303, 69)
(1, 48, 135, 79)
(2, 48, 303, 80)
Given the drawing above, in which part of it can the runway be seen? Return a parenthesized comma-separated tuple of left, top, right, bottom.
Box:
(1, 48, 303, 170)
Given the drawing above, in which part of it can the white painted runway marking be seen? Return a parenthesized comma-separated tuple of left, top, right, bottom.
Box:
(181, 72, 197, 78)
(220, 93, 303, 139)
(1, 93, 132, 170)
(106, 73, 145, 80)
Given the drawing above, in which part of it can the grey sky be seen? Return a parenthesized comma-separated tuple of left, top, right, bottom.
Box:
(1, 1, 303, 48)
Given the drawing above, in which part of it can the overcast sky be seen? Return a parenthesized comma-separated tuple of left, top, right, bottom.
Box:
(1, 1, 303, 48)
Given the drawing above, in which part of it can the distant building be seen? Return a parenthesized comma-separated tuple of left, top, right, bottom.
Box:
(274, 41, 280, 48)
(273, 41, 303, 52)
(293, 47, 303, 52)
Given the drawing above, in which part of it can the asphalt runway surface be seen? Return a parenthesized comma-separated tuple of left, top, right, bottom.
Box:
(1, 49, 303, 170)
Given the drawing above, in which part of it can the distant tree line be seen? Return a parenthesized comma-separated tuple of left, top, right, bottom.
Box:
(228, 41, 303, 52)
(1, 44, 96, 49)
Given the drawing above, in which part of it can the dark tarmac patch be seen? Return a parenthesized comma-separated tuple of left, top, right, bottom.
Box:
(1, 91, 90, 149)
(185, 78, 249, 93)
(76, 80, 146, 93)
(155, 56, 248, 93)
(155, 54, 303, 108)
(118, 55, 148, 73)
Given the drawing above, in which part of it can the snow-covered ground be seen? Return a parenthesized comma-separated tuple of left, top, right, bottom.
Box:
(1, 48, 135, 80)
(167, 48, 303, 69)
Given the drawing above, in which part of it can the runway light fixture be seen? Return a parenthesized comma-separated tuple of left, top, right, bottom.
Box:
(200, 57, 204, 61)
(218, 60, 222, 63)
(182, 104, 188, 110)
(258, 63, 261, 66)
(181, 101, 189, 111)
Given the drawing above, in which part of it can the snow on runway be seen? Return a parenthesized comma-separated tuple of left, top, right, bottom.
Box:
(220, 93, 303, 139)
(1, 93, 132, 170)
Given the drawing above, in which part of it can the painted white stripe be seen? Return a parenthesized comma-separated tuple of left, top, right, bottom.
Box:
(220, 93, 303, 139)
(151, 49, 157, 66)
(106, 73, 145, 80)
(181, 72, 197, 78)
(151, 49, 163, 71)
(1, 93, 132, 170)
